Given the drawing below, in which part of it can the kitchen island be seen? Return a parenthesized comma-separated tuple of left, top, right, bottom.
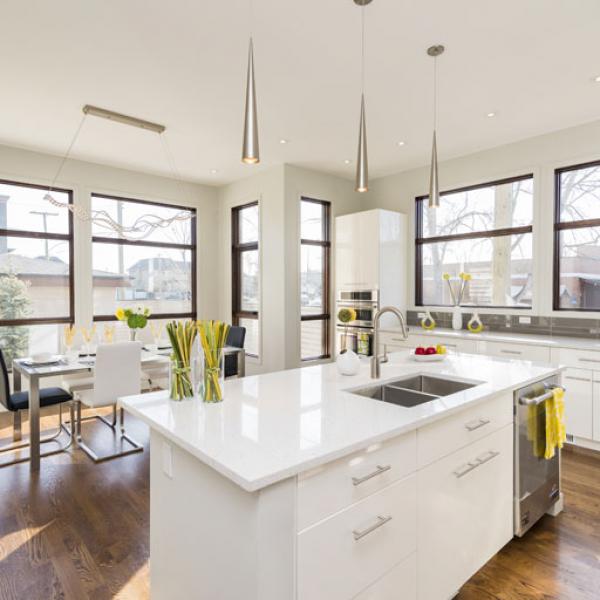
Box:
(120, 350, 563, 600)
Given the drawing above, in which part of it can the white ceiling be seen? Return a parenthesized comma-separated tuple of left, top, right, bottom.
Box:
(1, 0, 600, 187)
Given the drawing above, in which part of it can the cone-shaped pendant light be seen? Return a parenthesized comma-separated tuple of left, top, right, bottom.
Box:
(427, 45, 444, 208)
(356, 94, 368, 192)
(242, 38, 260, 164)
(354, 0, 372, 193)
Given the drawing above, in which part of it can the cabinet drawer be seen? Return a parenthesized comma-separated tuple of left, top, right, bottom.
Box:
(354, 553, 416, 600)
(297, 432, 416, 530)
(479, 340, 551, 363)
(417, 393, 512, 468)
(562, 368, 593, 439)
(297, 475, 416, 600)
(417, 424, 513, 600)
(556, 346, 600, 370)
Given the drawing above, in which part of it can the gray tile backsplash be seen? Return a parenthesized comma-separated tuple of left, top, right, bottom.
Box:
(407, 310, 600, 340)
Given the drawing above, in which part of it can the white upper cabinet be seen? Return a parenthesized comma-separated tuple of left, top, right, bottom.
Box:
(335, 209, 407, 311)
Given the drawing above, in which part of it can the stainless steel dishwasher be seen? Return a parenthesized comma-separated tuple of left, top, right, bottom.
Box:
(514, 376, 564, 537)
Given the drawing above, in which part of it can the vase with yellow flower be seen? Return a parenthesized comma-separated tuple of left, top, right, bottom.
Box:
(336, 307, 360, 376)
(442, 272, 472, 331)
(197, 320, 230, 403)
(115, 306, 150, 341)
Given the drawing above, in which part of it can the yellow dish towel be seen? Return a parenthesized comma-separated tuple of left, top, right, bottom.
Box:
(526, 402, 545, 458)
(544, 387, 566, 459)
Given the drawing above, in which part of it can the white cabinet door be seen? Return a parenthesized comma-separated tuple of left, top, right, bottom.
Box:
(354, 553, 416, 600)
(562, 368, 593, 439)
(593, 381, 600, 442)
(478, 340, 551, 363)
(335, 211, 379, 289)
(417, 424, 513, 600)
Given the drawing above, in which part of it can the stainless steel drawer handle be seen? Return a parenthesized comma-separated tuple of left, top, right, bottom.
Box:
(465, 418, 491, 432)
(565, 375, 591, 382)
(500, 349, 522, 355)
(519, 385, 565, 406)
(352, 515, 393, 541)
(475, 450, 500, 465)
(453, 462, 479, 478)
(352, 464, 391, 486)
(578, 358, 600, 364)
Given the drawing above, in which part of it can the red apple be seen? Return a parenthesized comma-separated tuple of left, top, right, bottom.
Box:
(415, 347, 426, 355)
(425, 347, 437, 355)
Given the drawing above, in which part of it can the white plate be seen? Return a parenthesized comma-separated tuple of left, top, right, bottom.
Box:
(411, 352, 446, 362)
(27, 354, 62, 365)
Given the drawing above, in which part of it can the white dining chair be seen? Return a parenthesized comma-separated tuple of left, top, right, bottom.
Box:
(70, 341, 143, 462)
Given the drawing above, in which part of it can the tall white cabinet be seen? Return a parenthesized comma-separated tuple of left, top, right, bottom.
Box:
(335, 208, 407, 310)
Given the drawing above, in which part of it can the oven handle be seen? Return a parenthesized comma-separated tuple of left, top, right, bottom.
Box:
(519, 385, 565, 406)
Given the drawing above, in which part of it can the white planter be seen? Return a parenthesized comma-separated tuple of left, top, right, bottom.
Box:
(451, 307, 462, 331)
(336, 350, 361, 376)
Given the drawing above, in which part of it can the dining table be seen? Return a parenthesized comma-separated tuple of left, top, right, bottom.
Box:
(12, 346, 246, 473)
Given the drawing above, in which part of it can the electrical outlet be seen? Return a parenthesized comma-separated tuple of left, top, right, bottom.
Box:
(162, 441, 173, 478)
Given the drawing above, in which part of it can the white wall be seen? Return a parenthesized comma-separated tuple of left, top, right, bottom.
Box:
(368, 118, 600, 318)
(0, 143, 220, 326)
(217, 164, 363, 374)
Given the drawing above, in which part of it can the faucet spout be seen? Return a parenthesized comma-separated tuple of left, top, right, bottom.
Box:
(370, 306, 408, 379)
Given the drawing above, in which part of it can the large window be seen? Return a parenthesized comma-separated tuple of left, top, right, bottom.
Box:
(416, 175, 534, 308)
(92, 194, 196, 320)
(232, 202, 260, 357)
(0, 180, 73, 365)
(555, 161, 600, 311)
(300, 197, 330, 360)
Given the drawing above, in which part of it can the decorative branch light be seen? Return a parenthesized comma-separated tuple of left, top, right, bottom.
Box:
(43, 105, 194, 241)
(427, 44, 444, 208)
(354, 0, 372, 193)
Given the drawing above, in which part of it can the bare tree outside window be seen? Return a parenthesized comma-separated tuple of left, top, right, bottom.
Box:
(416, 175, 534, 308)
(555, 162, 600, 310)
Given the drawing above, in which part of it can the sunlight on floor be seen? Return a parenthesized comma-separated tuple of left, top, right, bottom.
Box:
(0, 520, 53, 562)
(115, 560, 150, 600)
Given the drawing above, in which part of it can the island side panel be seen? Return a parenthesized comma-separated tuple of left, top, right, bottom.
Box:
(149, 430, 296, 600)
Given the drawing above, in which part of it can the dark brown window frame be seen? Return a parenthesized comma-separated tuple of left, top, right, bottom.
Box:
(232, 201, 259, 357)
(553, 159, 600, 312)
(0, 178, 74, 328)
(91, 193, 197, 322)
(300, 197, 331, 361)
(415, 174, 534, 309)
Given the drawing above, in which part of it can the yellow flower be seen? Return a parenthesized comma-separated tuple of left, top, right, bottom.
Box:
(442, 273, 450, 280)
(338, 308, 357, 323)
(115, 307, 125, 321)
(463, 273, 472, 281)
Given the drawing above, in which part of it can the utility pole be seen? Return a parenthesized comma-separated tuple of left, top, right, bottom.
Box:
(29, 210, 58, 258)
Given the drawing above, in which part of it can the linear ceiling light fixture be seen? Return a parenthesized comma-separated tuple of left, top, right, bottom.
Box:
(44, 105, 194, 241)
(241, 0, 260, 164)
(354, 0, 372, 193)
(427, 44, 444, 208)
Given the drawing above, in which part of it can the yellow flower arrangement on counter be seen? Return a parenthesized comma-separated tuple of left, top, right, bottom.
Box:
(337, 307, 357, 353)
(198, 320, 230, 403)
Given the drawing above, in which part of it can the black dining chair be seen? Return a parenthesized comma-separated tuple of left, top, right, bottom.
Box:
(0, 349, 75, 466)
(225, 326, 246, 378)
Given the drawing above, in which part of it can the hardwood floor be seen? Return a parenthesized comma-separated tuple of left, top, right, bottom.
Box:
(0, 410, 599, 599)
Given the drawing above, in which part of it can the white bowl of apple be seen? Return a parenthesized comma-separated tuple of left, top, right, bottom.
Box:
(411, 345, 447, 362)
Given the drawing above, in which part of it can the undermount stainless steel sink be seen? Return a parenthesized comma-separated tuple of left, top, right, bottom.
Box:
(351, 375, 477, 408)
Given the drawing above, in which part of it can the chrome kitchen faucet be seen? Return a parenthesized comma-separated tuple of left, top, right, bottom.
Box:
(371, 306, 408, 379)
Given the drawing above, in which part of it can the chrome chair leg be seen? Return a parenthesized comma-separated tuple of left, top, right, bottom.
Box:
(75, 401, 143, 463)
(0, 402, 75, 467)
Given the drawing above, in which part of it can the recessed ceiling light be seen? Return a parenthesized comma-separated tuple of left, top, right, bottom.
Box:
(210, 169, 219, 174)
(594, 75, 600, 83)
(486, 112, 496, 118)
(343, 159, 352, 165)
(397, 141, 406, 147)
(279, 138, 289, 144)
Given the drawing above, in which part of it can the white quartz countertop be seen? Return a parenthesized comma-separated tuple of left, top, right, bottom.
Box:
(384, 325, 600, 351)
(119, 351, 562, 492)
